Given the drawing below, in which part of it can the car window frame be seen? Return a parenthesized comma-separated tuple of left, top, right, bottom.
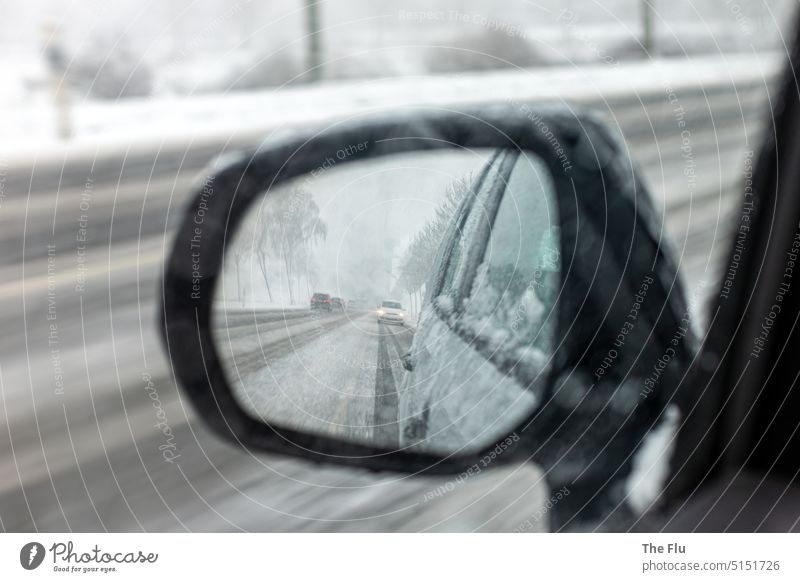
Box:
(429, 149, 562, 387)
(427, 149, 515, 302)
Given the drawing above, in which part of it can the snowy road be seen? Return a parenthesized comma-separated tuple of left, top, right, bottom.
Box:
(214, 309, 414, 447)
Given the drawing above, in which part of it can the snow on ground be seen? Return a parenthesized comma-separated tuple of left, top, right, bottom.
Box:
(214, 310, 412, 446)
(1, 53, 781, 165)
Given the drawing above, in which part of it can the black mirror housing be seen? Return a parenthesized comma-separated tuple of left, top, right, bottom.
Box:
(160, 104, 692, 514)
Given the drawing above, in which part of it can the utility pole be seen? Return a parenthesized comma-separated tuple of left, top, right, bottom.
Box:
(43, 23, 72, 140)
(641, 0, 656, 57)
(304, 0, 322, 81)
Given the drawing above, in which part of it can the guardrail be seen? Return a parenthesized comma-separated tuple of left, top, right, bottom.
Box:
(3, 54, 780, 195)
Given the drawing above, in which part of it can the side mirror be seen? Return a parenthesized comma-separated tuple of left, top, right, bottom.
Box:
(160, 105, 692, 526)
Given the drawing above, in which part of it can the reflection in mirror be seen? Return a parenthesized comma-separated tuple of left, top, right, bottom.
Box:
(212, 148, 560, 454)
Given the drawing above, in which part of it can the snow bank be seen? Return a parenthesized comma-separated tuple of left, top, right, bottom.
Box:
(1, 53, 780, 167)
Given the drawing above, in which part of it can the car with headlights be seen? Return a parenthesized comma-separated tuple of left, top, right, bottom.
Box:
(377, 300, 405, 325)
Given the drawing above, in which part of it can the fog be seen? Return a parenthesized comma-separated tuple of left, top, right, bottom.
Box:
(221, 149, 493, 309)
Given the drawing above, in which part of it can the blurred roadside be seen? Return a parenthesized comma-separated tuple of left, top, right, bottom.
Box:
(1, 0, 792, 147)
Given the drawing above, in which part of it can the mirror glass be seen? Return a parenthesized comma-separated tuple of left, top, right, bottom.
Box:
(212, 148, 561, 454)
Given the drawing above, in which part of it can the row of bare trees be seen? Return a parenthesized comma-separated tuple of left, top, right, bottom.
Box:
(230, 185, 327, 306)
(394, 176, 473, 316)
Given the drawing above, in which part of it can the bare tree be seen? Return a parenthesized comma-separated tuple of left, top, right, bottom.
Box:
(265, 186, 327, 305)
(231, 245, 249, 306)
(255, 207, 275, 303)
(395, 175, 474, 312)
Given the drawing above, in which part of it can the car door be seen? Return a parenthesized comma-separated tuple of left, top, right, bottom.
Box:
(399, 150, 561, 453)
(659, 30, 800, 530)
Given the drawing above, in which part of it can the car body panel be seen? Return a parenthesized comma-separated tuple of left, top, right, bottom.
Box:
(398, 150, 558, 452)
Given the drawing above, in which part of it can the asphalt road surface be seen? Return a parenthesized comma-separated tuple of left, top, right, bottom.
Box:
(0, 72, 774, 532)
(214, 309, 413, 448)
